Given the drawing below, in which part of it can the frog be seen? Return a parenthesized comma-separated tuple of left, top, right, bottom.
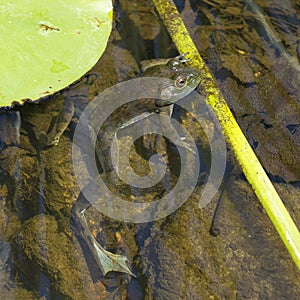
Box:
(33, 53, 201, 277)
(33, 53, 200, 149)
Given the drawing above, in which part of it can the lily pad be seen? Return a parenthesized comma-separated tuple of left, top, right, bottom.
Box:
(0, 0, 113, 107)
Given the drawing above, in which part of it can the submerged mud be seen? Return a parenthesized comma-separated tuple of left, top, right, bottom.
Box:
(0, 0, 299, 299)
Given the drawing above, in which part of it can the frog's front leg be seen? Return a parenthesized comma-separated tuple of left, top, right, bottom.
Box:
(157, 104, 196, 155)
(141, 104, 175, 152)
(135, 103, 196, 156)
(33, 96, 74, 147)
(72, 192, 136, 277)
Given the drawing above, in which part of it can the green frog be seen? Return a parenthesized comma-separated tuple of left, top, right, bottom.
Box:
(34, 53, 200, 148)
(35, 53, 201, 277)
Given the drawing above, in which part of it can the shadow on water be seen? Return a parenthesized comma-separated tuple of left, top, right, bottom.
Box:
(0, 0, 300, 299)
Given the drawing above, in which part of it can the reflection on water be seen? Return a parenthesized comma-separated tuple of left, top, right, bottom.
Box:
(0, 0, 299, 299)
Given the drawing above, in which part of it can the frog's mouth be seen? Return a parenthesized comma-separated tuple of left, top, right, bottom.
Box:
(160, 73, 200, 102)
(186, 71, 201, 90)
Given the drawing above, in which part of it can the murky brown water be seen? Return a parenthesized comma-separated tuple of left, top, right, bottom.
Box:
(0, 0, 299, 299)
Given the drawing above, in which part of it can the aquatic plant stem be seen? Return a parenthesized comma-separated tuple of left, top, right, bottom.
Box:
(151, 0, 300, 269)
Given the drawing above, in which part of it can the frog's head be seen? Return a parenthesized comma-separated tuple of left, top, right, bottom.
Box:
(142, 53, 201, 102)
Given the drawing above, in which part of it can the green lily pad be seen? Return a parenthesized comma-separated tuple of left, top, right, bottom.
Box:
(0, 0, 113, 107)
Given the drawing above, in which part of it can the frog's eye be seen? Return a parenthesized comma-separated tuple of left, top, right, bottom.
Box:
(175, 75, 187, 88)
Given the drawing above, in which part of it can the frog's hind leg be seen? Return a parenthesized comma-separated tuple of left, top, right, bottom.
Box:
(72, 192, 136, 277)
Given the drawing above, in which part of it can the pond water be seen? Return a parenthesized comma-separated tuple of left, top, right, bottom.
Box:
(0, 0, 300, 299)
